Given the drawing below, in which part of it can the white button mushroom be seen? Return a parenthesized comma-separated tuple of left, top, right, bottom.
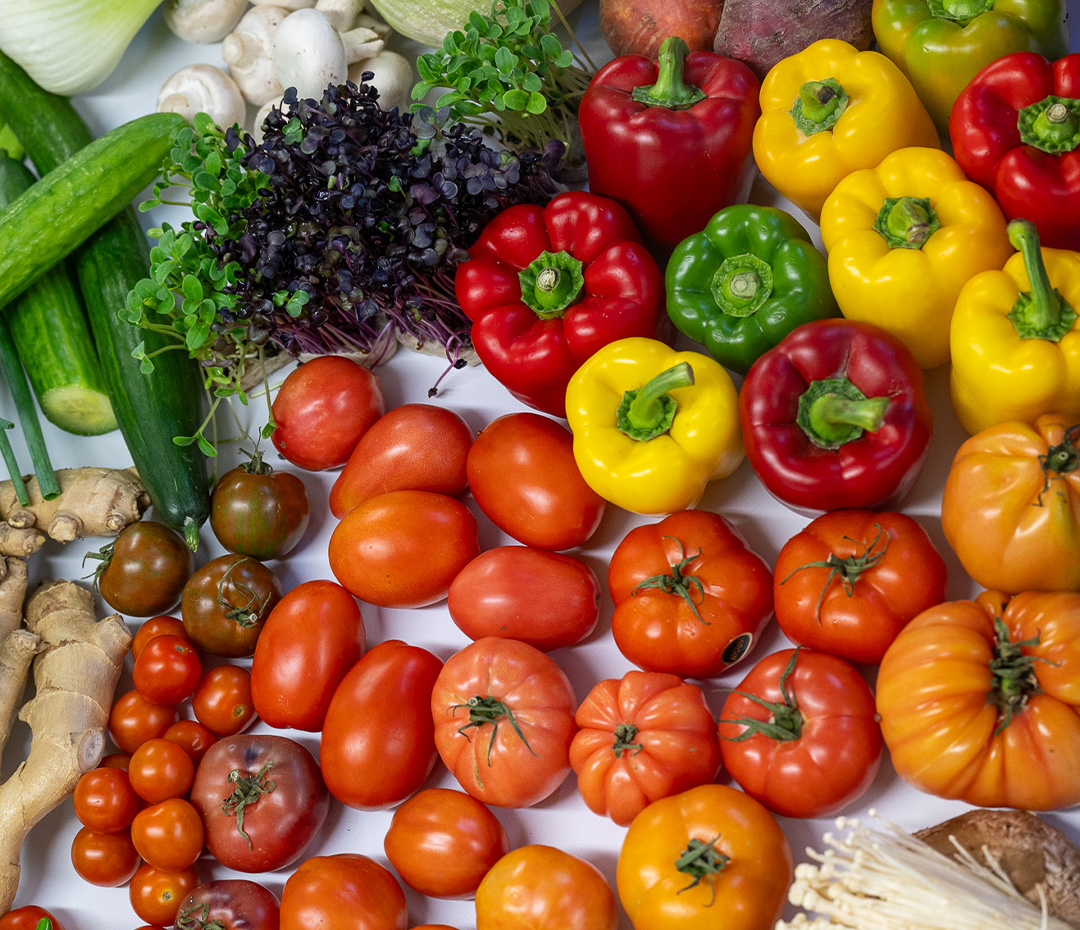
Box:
(163, 0, 250, 44)
(347, 49, 414, 113)
(250, 0, 318, 9)
(222, 4, 288, 105)
(273, 7, 382, 99)
(314, 0, 367, 32)
(158, 63, 248, 130)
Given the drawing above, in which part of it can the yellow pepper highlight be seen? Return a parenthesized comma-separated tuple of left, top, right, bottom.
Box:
(564, 337, 743, 515)
(753, 39, 940, 223)
(819, 146, 1012, 370)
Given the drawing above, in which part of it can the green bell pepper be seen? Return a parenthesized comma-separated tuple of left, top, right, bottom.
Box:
(664, 204, 839, 376)
(871, 0, 1070, 134)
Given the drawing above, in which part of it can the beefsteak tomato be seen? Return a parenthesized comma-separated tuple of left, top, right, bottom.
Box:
(175, 879, 280, 930)
(279, 854, 408, 930)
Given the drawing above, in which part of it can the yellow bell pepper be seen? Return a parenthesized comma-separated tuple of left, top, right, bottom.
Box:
(950, 220, 1080, 435)
(752, 38, 940, 223)
(564, 337, 743, 515)
(819, 146, 1012, 370)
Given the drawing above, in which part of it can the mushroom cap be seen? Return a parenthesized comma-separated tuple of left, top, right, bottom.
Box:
(157, 63, 248, 130)
(273, 8, 348, 99)
(164, 0, 250, 44)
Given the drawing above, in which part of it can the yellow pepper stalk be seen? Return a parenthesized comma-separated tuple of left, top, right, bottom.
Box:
(819, 146, 1012, 369)
(950, 220, 1080, 435)
(564, 337, 743, 515)
(752, 39, 940, 223)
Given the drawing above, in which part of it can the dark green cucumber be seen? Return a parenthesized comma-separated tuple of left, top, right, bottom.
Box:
(0, 154, 116, 436)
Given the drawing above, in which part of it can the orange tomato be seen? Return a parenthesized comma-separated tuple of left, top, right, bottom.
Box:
(279, 854, 407, 930)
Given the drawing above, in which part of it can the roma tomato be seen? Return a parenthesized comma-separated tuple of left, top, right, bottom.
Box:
(210, 455, 310, 560)
(94, 521, 194, 617)
(717, 648, 883, 819)
(329, 403, 474, 517)
(774, 510, 948, 665)
(448, 546, 601, 652)
(250, 579, 365, 732)
(73, 766, 141, 833)
(432, 637, 577, 808)
(181, 554, 284, 658)
(108, 689, 179, 755)
(190, 733, 329, 872)
(0, 908, 64, 930)
(191, 664, 257, 737)
(175, 879, 280, 930)
(270, 356, 385, 471)
(70, 826, 140, 887)
(328, 490, 479, 608)
(877, 589, 1080, 810)
(132, 634, 202, 706)
(466, 412, 606, 550)
(129, 864, 202, 926)
(616, 784, 792, 930)
(609, 510, 774, 679)
(941, 414, 1080, 593)
(320, 640, 442, 810)
(475, 845, 617, 930)
(130, 798, 205, 871)
(279, 854, 407, 930)
(383, 788, 511, 900)
(570, 671, 722, 827)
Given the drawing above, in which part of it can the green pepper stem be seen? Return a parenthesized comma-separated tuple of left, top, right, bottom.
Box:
(617, 362, 694, 441)
(711, 253, 774, 317)
(518, 249, 585, 318)
(809, 395, 888, 442)
(875, 196, 939, 249)
(1008, 220, 1071, 336)
(1019, 95, 1080, 154)
(790, 76, 849, 135)
(928, 0, 994, 23)
(631, 36, 707, 110)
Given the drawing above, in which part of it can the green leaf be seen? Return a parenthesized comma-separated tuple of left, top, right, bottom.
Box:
(522, 72, 543, 92)
(181, 274, 203, 301)
(503, 89, 530, 110)
(540, 33, 563, 59)
(186, 320, 211, 351)
(526, 90, 547, 114)
(554, 49, 573, 67)
(495, 46, 516, 73)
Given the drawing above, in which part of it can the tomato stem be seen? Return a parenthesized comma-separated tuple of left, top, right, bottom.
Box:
(217, 559, 273, 628)
(674, 833, 729, 905)
(630, 536, 708, 624)
(221, 761, 276, 849)
(719, 648, 804, 743)
(612, 722, 643, 758)
(176, 902, 227, 930)
(1036, 424, 1080, 505)
(453, 696, 538, 765)
(989, 616, 1053, 734)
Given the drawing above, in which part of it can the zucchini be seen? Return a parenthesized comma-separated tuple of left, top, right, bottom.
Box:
(0, 154, 116, 436)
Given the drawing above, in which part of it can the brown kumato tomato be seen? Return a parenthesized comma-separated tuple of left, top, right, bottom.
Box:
(94, 521, 194, 617)
(181, 554, 283, 657)
(210, 454, 310, 560)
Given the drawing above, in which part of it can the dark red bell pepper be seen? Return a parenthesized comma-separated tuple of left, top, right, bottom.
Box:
(454, 190, 666, 419)
(577, 35, 760, 259)
(738, 319, 933, 514)
(951, 51, 1080, 251)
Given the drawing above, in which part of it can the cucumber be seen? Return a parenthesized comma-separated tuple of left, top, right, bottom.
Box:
(0, 154, 116, 436)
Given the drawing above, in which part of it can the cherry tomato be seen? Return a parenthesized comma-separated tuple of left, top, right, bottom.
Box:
(466, 412, 606, 550)
(190, 734, 329, 873)
(131, 798, 205, 871)
(329, 403, 474, 518)
(383, 788, 510, 900)
(279, 854, 407, 930)
(181, 554, 284, 658)
(100, 752, 131, 771)
(250, 580, 365, 732)
(73, 766, 141, 833)
(128, 737, 196, 803)
(109, 690, 179, 755)
(191, 664, 257, 737)
(175, 879, 281, 930)
(94, 521, 195, 618)
(0, 907, 65, 930)
(132, 616, 189, 661)
(270, 356, 385, 471)
(210, 456, 310, 560)
(129, 864, 201, 926)
(328, 489, 480, 609)
(163, 719, 218, 766)
(70, 826, 141, 886)
(132, 634, 202, 706)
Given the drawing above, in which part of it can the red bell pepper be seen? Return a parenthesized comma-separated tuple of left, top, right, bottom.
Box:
(738, 319, 933, 514)
(951, 51, 1080, 251)
(454, 190, 666, 419)
(577, 35, 760, 259)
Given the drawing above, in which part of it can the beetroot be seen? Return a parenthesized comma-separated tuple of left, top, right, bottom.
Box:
(599, 0, 722, 59)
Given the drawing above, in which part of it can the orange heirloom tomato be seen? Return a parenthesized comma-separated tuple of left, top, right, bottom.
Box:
(616, 784, 792, 930)
(941, 414, 1080, 594)
(432, 636, 578, 808)
(279, 854, 408, 930)
(569, 671, 722, 827)
(876, 589, 1080, 810)
(475, 845, 617, 930)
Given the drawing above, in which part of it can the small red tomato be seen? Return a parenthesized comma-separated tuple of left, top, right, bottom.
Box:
(191, 665, 257, 737)
(70, 826, 141, 887)
(210, 455, 311, 560)
(128, 737, 196, 803)
(163, 719, 219, 766)
(129, 864, 202, 926)
(132, 615, 189, 661)
(271, 356, 385, 471)
(131, 798, 205, 871)
(133, 634, 202, 706)
(73, 766, 141, 833)
(0, 906, 65, 930)
(94, 521, 195, 618)
(109, 689, 179, 755)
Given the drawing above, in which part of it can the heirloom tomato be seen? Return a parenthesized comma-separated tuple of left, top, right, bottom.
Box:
(616, 784, 791, 930)
(129, 864, 202, 926)
(70, 826, 140, 886)
(383, 787, 511, 900)
(94, 520, 194, 617)
(320, 640, 443, 810)
(773, 509, 947, 665)
(941, 414, 1080, 593)
(570, 671, 722, 826)
(181, 554, 283, 658)
(130, 797, 204, 871)
(190, 734, 329, 872)
(877, 589, 1080, 810)
(717, 648, 883, 818)
(175, 879, 281, 930)
(0, 908, 64, 930)
(432, 637, 578, 808)
(210, 454, 310, 560)
(608, 510, 774, 679)
(279, 854, 408, 930)
(191, 664, 256, 736)
(476, 846, 617, 930)
(466, 412, 606, 550)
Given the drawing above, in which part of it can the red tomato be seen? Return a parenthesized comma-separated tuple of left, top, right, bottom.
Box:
(320, 640, 442, 810)
(129, 864, 201, 926)
(163, 719, 218, 766)
(447, 546, 601, 652)
(773, 510, 948, 665)
(608, 510, 774, 679)
(70, 827, 140, 887)
(191, 665, 257, 737)
(175, 879, 281, 930)
(109, 690, 179, 755)
(271, 356, 385, 471)
(329, 403, 475, 517)
(466, 412, 606, 550)
(328, 489, 480, 608)
(132, 616, 189, 661)
(717, 647, 883, 819)
(570, 671, 722, 827)
(210, 458, 311, 560)
(0, 907, 65, 930)
(432, 637, 577, 808)
(190, 733, 329, 873)
(131, 798, 205, 871)
(73, 766, 141, 833)
(279, 854, 407, 930)
(383, 788, 511, 900)
(100, 752, 131, 771)
(250, 580, 366, 732)
(133, 634, 202, 706)
(128, 738, 195, 803)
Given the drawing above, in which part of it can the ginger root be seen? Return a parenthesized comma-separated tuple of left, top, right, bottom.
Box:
(0, 580, 131, 913)
(0, 558, 34, 760)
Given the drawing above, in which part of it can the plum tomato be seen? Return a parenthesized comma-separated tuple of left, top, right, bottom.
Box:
(191, 664, 257, 737)
(181, 554, 283, 658)
(132, 634, 201, 706)
(175, 879, 281, 930)
(210, 454, 310, 560)
(129, 863, 202, 926)
(70, 826, 141, 887)
(93, 521, 194, 618)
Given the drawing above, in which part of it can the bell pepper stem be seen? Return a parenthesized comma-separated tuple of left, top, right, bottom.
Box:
(1019, 95, 1080, 154)
(790, 77, 849, 134)
(711, 253, 774, 317)
(617, 362, 695, 441)
(927, 0, 994, 23)
(518, 249, 585, 318)
(797, 377, 889, 449)
(874, 197, 939, 249)
(1007, 220, 1077, 339)
(631, 36, 707, 110)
